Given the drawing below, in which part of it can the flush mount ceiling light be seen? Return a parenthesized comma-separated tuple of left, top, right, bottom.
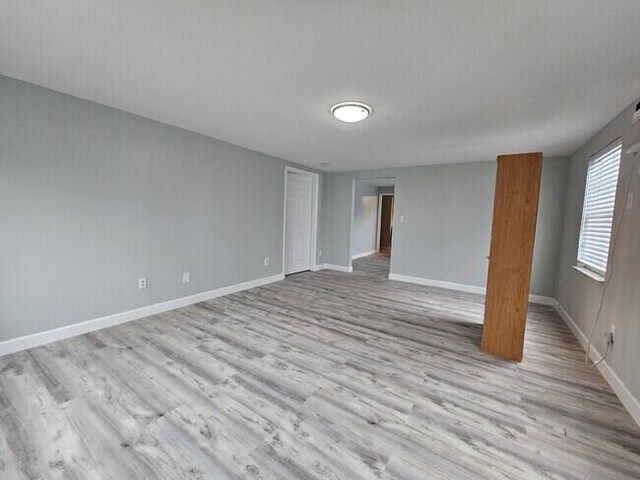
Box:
(331, 102, 371, 123)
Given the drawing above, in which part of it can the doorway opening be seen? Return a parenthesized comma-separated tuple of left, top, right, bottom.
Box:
(283, 166, 319, 276)
(349, 178, 395, 278)
(377, 193, 394, 255)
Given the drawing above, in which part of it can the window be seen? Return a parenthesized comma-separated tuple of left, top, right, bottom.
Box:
(577, 140, 622, 277)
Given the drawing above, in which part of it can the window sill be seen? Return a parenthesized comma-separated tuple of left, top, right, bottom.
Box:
(573, 265, 605, 283)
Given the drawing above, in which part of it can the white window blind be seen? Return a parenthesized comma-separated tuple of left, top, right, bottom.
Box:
(577, 140, 622, 276)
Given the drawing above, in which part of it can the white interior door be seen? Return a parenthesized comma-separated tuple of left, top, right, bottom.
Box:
(285, 171, 313, 275)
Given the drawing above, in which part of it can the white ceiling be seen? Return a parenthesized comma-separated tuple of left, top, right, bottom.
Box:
(1, 1, 639, 172)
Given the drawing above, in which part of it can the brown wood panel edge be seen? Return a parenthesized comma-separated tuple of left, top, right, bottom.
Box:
(481, 152, 543, 362)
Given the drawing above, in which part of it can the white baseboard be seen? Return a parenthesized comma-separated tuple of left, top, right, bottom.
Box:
(0, 273, 285, 357)
(556, 305, 640, 426)
(389, 273, 486, 295)
(388, 273, 557, 306)
(315, 264, 353, 273)
(351, 250, 377, 260)
(528, 294, 559, 307)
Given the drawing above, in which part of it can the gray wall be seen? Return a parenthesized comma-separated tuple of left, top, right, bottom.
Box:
(0, 75, 320, 342)
(320, 158, 569, 297)
(350, 181, 379, 258)
(557, 99, 640, 405)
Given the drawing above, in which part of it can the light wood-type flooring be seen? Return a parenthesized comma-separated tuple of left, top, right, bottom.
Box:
(1, 254, 639, 479)
(353, 252, 391, 278)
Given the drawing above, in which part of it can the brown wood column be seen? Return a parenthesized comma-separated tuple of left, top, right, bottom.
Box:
(481, 152, 543, 361)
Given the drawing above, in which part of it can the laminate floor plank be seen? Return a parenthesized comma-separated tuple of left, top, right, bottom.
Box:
(1, 254, 639, 479)
(352, 253, 392, 278)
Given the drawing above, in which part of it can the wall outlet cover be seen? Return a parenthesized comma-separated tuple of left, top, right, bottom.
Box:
(138, 278, 147, 289)
(182, 272, 190, 284)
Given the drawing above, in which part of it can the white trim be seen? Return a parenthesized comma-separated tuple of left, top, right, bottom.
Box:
(556, 305, 640, 426)
(388, 273, 557, 306)
(389, 273, 485, 294)
(376, 193, 394, 252)
(0, 273, 284, 357)
(572, 264, 605, 283)
(351, 249, 377, 260)
(283, 166, 319, 276)
(315, 264, 353, 273)
(528, 294, 559, 307)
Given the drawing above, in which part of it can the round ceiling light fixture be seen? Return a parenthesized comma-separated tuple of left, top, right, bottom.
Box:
(331, 102, 371, 123)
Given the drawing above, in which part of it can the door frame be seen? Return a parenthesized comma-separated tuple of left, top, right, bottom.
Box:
(283, 166, 319, 275)
(376, 193, 394, 251)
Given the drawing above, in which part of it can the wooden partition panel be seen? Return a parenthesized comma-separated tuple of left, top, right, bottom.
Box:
(481, 152, 543, 361)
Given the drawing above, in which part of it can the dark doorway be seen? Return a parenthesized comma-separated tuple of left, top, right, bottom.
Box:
(379, 195, 394, 254)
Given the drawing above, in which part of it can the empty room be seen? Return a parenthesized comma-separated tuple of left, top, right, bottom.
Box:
(2, 2, 640, 479)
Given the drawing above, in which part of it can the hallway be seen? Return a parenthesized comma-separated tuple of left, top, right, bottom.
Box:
(352, 252, 391, 278)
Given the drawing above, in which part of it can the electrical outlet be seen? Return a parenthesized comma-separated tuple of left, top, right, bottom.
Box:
(319, 249, 323, 257)
(626, 193, 634, 210)
(182, 272, 190, 284)
(263, 257, 270, 267)
(138, 277, 147, 289)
